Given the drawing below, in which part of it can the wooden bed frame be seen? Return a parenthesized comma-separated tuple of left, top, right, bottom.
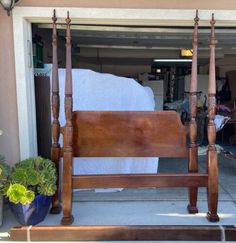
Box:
(50, 10, 219, 225)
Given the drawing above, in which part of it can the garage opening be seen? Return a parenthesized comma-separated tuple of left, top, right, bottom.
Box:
(32, 22, 236, 158)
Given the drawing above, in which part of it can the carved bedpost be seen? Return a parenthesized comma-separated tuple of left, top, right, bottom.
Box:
(61, 11, 74, 225)
(187, 10, 199, 214)
(50, 9, 62, 214)
(206, 14, 219, 222)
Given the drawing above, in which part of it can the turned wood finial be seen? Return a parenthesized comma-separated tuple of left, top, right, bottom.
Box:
(193, 9, 199, 44)
(210, 13, 216, 26)
(65, 11, 72, 96)
(194, 9, 199, 23)
(51, 9, 60, 148)
(66, 11, 71, 25)
(210, 14, 216, 48)
(189, 11, 199, 150)
(64, 11, 73, 125)
(52, 9, 57, 22)
(210, 14, 216, 51)
(190, 10, 199, 93)
(208, 13, 216, 150)
(208, 13, 216, 94)
(52, 9, 58, 93)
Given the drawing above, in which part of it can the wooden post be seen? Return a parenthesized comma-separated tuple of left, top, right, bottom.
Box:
(50, 9, 62, 214)
(206, 13, 219, 222)
(187, 10, 199, 214)
(61, 11, 74, 225)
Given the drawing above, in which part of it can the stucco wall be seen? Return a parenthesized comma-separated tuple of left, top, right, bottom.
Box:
(17, 0, 236, 10)
(0, 8, 19, 165)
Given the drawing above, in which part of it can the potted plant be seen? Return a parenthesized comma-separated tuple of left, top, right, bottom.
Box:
(4, 156, 57, 225)
(0, 154, 10, 226)
(0, 129, 11, 226)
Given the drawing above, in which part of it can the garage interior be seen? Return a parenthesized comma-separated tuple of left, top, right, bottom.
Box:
(32, 22, 236, 158)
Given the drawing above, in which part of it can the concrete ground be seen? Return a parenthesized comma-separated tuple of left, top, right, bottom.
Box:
(0, 145, 236, 242)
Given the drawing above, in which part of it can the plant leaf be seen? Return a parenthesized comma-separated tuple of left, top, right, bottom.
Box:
(20, 190, 35, 205)
(7, 184, 26, 204)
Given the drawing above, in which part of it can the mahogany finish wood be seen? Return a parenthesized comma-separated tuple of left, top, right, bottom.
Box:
(72, 173, 208, 188)
(10, 225, 236, 241)
(50, 9, 61, 214)
(50, 11, 219, 227)
(61, 11, 74, 225)
(206, 14, 219, 222)
(188, 10, 199, 215)
(72, 111, 187, 157)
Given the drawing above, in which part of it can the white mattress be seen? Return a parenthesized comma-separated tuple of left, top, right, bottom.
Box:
(55, 69, 159, 188)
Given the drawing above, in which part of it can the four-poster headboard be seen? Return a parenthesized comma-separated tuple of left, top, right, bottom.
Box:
(50, 10, 219, 225)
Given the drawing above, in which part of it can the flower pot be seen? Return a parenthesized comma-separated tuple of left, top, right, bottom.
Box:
(8, 195, 52, 225)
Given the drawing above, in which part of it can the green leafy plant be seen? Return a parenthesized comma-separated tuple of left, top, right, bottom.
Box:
(5, 157, 57, 205)
(0, 155, 11, 194)
(6, 183, 34, 205)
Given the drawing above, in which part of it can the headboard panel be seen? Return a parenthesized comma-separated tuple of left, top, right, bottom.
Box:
(72, 110, 187, 157)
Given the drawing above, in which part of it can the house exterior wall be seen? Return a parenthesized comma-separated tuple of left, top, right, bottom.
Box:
(17, 0, 236, 10)
(0, 8, 19, 165)
(1, 0, 236, 164)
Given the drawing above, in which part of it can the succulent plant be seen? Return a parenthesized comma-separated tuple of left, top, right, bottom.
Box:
(0, 155, 11, 194)
(6, 183, 35, 204)
(5, 157, 57, 205)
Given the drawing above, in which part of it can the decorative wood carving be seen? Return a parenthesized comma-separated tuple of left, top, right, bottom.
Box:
(187, 10, 199, 214)
(206, 14, 219, 222)
(50, 9, 61, 214)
